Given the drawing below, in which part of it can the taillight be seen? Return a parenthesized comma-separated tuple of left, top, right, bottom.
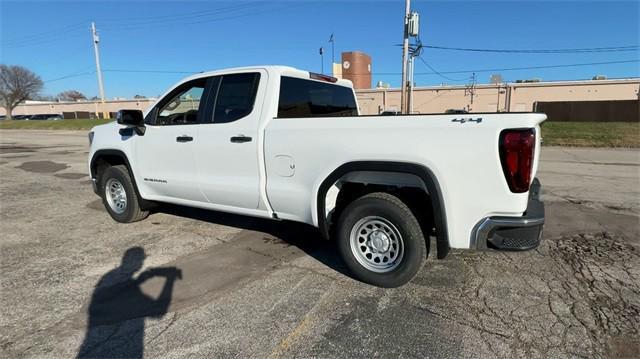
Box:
(499, 129, 535, 193)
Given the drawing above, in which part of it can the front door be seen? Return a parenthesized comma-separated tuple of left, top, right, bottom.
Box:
(134, 77, 210, 203)
(194, 71, 264, 209)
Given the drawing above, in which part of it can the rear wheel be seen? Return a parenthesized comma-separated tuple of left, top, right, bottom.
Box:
(101, 165, 149, 223)
(336, 192, 427, 287)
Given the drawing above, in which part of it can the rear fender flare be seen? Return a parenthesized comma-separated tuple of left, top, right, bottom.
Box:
(316, 161, 450, 259)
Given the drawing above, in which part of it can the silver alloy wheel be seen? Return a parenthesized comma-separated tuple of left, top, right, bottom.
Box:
(105, 178, 127, 214)
(349, 216, 404, 273)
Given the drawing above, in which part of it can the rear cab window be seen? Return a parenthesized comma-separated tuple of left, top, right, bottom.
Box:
(277, 76, 358, 118)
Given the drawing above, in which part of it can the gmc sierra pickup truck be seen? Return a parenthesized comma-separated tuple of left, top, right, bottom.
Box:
(88, 66, 546, 287)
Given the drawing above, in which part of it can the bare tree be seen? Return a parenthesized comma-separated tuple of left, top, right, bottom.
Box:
(57, 90, 87, 102)
(34, 94, 56, 102)
(0, 65, 43, 120)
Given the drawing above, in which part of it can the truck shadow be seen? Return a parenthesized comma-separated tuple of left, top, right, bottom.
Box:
(157, 204, 352, 278)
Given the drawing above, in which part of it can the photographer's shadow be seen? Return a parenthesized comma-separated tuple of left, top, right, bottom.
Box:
(77, 247, 182, 359)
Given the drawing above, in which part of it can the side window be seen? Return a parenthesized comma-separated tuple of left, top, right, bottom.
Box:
(278, 77, 358, 118)
(154, 78, 207, 126)
(211, 73, 260, 124)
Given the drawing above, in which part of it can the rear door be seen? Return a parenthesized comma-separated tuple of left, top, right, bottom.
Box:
(194, 71, 265, 209)
(264, 75, 359, 222)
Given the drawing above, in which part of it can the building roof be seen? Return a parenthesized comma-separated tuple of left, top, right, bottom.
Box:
(357, 77, 640, 93)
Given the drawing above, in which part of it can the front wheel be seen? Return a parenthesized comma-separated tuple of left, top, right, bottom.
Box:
(336, 192, 427, 287)
(100, 165, 149, 223)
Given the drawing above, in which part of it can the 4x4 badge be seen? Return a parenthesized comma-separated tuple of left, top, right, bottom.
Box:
(452, 118, 482, 123)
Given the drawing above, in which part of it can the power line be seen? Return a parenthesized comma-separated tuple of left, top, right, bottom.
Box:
(424, 44, 640, 53)
(99, 59, 640, 77)
(416, 59, 640, 75)
(1, 22, 87, 46)
(101, 3, 264, 27)
(1, 28, 86, 48)
(416, 56, 468, 82)
(101, 3, 305, 31)
(44, 70, 96, 83)
(103, 69, 197, 74)
(1, 3, 295, 47)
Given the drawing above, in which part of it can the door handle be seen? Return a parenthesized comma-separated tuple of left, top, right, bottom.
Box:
(230, 135, 252, 143)
(176, 135, 193, 142)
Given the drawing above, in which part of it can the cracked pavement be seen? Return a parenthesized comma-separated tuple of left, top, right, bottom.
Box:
(0, 130, 638, 358)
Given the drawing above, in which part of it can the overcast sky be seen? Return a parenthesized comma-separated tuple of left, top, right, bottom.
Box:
(1, 0, 638, 99)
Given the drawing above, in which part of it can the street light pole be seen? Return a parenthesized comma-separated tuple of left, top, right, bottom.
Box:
(329, 33, 335, 66)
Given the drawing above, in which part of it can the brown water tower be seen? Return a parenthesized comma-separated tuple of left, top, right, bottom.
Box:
(341, 51, 371, 89)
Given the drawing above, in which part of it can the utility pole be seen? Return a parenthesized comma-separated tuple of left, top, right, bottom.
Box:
(400, 0, 410, 114)
(496, 83, 501, 112)
(407, 44, 421, 114)
(407, 56, 414, 113)
(464, 72, 477, 112)
(91, 22, 106, 104)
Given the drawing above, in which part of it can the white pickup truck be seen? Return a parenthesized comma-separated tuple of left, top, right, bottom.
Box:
(88, 66, 545, 287)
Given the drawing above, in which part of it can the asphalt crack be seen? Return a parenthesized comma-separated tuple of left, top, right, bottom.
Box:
(408, 231, 639, 357)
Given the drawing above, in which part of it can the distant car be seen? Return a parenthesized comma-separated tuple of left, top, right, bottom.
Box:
(29, 114, 63, 120)
(13, 115, 30, 120)
(380, 110, 400, 116)
(445, 109, 469, 114)
(0, 115, 5, 121)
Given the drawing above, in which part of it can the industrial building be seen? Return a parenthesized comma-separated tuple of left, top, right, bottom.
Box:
(355, 78, 640, 120)
(2, 99, 156, 119)
(332, 51, 639, 120)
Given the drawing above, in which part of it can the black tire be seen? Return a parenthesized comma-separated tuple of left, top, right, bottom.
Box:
(336, 192, 427, 287)
(100, 165, 149, 223)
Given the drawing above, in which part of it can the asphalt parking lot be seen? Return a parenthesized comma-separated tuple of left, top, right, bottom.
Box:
(1, 129, 639, 358)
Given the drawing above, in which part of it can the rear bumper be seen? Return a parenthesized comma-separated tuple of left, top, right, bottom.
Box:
(471, 178, 545, 251)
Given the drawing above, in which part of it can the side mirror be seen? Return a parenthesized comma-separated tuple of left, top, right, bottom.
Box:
(116, 109, 145, 135)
